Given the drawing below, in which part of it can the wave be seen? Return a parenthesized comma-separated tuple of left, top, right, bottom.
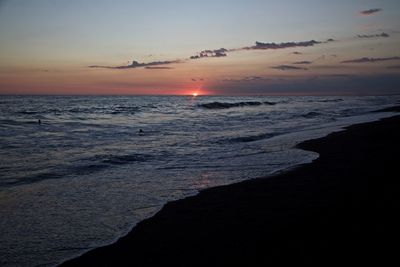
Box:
(10, 106, 140, 116)
(263, 101, 277, 105)
(0, 119, 42, 125)
(99, 153, 153, 165)
(306, 98, 344, 103)
(0, 153, 153, 187)
(0, 164, 110, 187)
(219, 132, 281, 144)
(0, 170, 65, 187)
(199, 101, 277, 109)
(66, 106, 140, 115)
(110, 106, 140, 115)
(301, 111, 323, 118)
(17, 111, 41, 115)
(86, 152, 154, 166)
(320, 98, 343, 103)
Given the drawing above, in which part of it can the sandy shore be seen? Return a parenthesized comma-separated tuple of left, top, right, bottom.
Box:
(61, 114, 400, 266)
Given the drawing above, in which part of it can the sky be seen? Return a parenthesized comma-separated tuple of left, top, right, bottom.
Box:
(0, 0, 399, 95)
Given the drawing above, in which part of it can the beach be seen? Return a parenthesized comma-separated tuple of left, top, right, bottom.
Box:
(61, 112, 400, 266)
(2, 2, 400, 266)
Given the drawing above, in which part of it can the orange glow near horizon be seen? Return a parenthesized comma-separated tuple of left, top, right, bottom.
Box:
(192, 92, 198, 97)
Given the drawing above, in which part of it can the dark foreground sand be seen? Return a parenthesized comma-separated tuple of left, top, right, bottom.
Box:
(62, 114, 400, 266)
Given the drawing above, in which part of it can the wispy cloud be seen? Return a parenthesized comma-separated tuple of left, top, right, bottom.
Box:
(190, 48, 228, 59)
(271, 65, 308, 70)
(145, 66, 174, 70)
(322, 74, 356, 78)
(191, 78, 205, 81)
(244, 40, 321, 50)
(222, 76, 266, 82)
(89, 60, 181, 69)
(357, 32, 389, 38)
(212, 74, 400, 95)
(292, 61, 312, 65)
(360, 8, 382, 15)
(341, 57, 400, 63)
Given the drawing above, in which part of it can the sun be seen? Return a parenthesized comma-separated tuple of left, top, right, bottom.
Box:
(192, 92, 198, 97)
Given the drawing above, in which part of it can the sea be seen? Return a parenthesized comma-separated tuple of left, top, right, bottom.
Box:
(0, 95, 399, 266)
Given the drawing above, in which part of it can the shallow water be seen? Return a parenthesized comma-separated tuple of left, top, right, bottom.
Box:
(0, 95, 398, 266)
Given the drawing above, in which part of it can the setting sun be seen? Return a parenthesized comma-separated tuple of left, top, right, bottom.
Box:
(192, 92, 198, 97)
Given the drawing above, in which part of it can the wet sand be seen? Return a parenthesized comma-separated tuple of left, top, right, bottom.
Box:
(61, 113, 400, 266)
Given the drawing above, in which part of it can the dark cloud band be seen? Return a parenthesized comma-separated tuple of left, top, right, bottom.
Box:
(271, 65, 308, 70)
(357, 32, 389, 38)
(244, 40, 320, 50)
(341, 57, 400, 63)
(145, 66, 174, 70)
(293, 61, 312, 65)
(190, 48, 228, 59)
(222, 76, 265, 82)
(360, 8, 382, 15)
(89, 60, 180, 69)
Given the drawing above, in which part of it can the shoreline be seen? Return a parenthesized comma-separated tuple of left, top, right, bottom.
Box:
(61, 112, 400, 266)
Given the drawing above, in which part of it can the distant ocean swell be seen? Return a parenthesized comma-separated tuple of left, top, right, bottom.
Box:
(197, 98, 344, 109)
(198, 101, 277, 109)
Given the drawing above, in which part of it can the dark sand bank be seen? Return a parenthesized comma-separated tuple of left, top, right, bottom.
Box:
(62, 115, 400, 266)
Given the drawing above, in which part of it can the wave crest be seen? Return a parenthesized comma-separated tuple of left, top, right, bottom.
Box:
(199, 101, 277, 109)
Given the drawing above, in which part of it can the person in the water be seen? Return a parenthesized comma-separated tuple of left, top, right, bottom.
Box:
(38, 119, 41, 124)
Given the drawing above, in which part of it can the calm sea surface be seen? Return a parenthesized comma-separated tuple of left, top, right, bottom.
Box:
(0, 95, 398, 266)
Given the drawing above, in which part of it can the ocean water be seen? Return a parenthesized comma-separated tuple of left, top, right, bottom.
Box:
(0, 95, 398, 266)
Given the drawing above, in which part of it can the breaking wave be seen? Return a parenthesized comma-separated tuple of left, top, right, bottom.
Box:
(218, 132, 281, 144)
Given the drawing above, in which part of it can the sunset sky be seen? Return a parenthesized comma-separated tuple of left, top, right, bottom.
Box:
(0, 0, 399, 95)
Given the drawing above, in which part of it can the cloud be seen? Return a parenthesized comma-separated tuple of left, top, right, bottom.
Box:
(89, 59, 180, 69)
(145, 66, 174, 70)
(211, 74, 400, 95)
(357, 32, 389, 38)
(292, 61, 312, 64)
(189, 40, 325, 59)
(271, 65, 308, 70)
(90, 38, 329, 69)
(244, 40, 321, 50)
(341, 56, 400, 63)
(190, 48, 228, 59)
(360, 8, 382, 15)
(191, 77, 205, 81)
(292, 51, 303, 55)
(322, 74, 355, 77)
(222, 76, 266, 83)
